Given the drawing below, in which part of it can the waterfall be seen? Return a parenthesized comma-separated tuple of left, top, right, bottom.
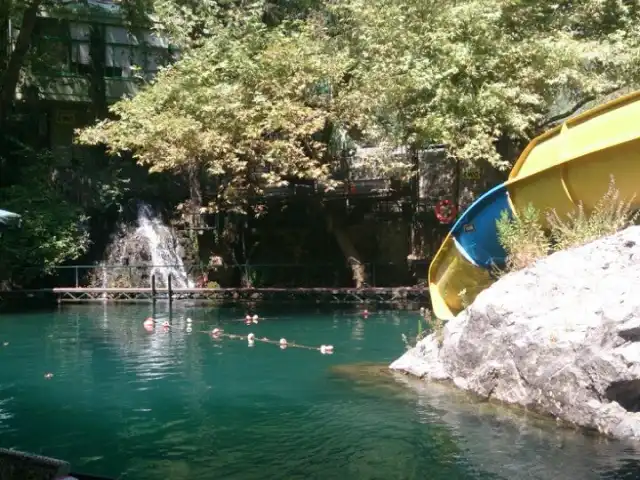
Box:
(96, 204, 193, 289)
(135, 205, 192, 289)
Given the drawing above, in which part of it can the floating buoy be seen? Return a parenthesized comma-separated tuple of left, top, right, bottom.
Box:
(320, 345, 335, 354)
(245, 315, 252, 325)
(362, 309, 369, 318)
(211, 328, 222, 338)
(162, 321, 170, 328)
(279, 338, 288, 349)
(186, 326, 193, 333)
(2, 342, 8, 347)
(186, 318, 193, 324)
(248, 333, 256, 342)
(252, 314, 259, 324)
(44, 373, 53, 379)
(143, 318, 154, 328)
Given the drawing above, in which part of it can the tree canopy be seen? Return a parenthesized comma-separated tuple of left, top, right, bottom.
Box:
(1, 0, 639, 285)
(78, 0, 640, 214)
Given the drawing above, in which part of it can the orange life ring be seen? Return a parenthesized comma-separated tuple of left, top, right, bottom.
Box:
(434, 199, 457, 224)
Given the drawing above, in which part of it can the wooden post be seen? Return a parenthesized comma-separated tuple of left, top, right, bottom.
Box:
(151, 274, 156, 301)
(168, 274, 173, 305)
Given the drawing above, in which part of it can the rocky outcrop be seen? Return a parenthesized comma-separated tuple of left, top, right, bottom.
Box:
(391, 226, 640, 440)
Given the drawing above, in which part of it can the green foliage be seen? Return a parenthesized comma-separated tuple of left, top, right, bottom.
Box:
(326, 0, 640, 166)
(547, 177, 639, 251)
(6, 0, 640, 286)
(0, 154, 90, 287)
(496, 204, 549, 271)
(496, 178, 639, 273)
(78, 13, 350, 213)
(76, 0, 640, 216)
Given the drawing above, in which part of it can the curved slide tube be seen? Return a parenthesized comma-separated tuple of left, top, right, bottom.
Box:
(429, 89, 640, 321)
(428, 183, 514, 320)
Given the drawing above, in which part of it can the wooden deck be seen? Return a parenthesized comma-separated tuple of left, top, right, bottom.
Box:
(51, 286, 428, 304)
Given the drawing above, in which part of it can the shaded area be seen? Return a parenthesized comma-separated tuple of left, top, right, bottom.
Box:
(0, 209, 21, 230)
(332, 363, 640, 480)
(606, 380, 640, 413)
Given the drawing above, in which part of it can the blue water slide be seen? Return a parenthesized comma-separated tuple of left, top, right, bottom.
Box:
(450, 182, 513, 270)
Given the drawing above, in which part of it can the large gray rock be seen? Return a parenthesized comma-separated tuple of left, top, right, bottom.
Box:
(391, 226, 640, 440)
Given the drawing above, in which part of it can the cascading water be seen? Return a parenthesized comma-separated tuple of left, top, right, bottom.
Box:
(95, 204, 193, 289)
(135, 205, 192, 289)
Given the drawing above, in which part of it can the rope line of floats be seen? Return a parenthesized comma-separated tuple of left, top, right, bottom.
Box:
(142, 313, 340, 355)
(38, 308, 430, 379)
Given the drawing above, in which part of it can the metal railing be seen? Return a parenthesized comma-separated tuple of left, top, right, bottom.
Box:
(30, 261, 427, 289)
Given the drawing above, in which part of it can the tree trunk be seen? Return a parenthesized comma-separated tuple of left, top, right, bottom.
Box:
(324, 209, 368, 288)
(0, 0, 42, 124)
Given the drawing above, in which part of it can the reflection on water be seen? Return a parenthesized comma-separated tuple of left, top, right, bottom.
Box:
(0, 304, 638, 479)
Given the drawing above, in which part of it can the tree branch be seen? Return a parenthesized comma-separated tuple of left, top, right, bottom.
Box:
(537, 86, 623, 129)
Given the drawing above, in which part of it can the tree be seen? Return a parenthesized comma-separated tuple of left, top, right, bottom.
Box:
(0, 152, 90, 287)
(76, 0, 640, 286)
(78, 0, 640, 184)
(0, 0, 161, 287)
(78, 12, 351, 213)
(0, 0, 43, 126)
(328, 0, 640, 168)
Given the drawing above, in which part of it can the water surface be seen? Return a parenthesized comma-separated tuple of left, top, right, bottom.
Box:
(0, 304, 639, 479)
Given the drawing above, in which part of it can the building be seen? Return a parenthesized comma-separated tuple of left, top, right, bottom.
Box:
(8, 0, 174, 164)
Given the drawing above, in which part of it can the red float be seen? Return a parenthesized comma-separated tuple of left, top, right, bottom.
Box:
(434, 199, 457, 224)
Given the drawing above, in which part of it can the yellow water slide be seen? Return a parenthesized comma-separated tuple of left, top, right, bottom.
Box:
(429, 89, 640, 321)
(507, 89, 640, 219)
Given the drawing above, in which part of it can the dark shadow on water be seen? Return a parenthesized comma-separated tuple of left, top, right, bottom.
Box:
(329, 363, 640, 480)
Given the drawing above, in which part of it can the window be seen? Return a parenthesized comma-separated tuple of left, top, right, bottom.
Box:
(105, 45, 146, 77)
(31, 18, 70, 74)
(105, 25, 137, 46)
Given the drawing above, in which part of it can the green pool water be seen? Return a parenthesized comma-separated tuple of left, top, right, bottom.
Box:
(0, 304, 639, 480)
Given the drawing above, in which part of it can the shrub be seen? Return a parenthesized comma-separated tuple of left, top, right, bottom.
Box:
(496, 203, 550, 271)
(496, 176, 638, 273)
(546, 176, 639, 251)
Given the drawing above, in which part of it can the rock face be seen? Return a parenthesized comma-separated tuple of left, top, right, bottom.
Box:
(391, 226, 640, 440)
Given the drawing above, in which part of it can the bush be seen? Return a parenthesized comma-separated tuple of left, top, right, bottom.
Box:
(497, 177, 638, 273)
(496, 203, 549, 271)
(546, 177, 639, 251)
